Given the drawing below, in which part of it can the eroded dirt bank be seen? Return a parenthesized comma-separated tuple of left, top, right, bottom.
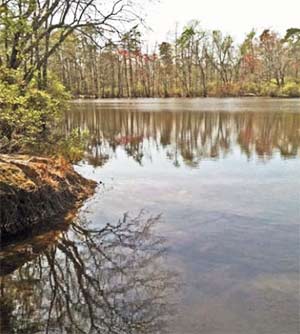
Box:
(0, 155, 96, 240)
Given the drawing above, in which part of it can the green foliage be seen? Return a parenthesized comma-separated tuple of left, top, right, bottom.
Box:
(284, 28, 300, 43)
(206, 80, 300, 97)
(258, 81, 300, 97)
(159, 42, 173, 64)
(240, 82, 261, 95)
(177, 26, 196, 47)
(280, 82, 300, 97)
(240, 30, 256, 56)
(0, 68, 69, 153)
(57, 129, 89, 163)
(259, 82, 279, 97)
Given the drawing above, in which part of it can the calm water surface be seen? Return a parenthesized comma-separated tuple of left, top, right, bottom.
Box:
(1, 98, 300, 333)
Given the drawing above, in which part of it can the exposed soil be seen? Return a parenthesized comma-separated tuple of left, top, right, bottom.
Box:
(0, 155, 96, 241)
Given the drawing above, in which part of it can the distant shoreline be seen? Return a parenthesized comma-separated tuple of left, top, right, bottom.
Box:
(70, 95, 300, 100)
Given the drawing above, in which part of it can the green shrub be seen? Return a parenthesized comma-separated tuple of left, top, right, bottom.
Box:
(280, 82, 300, 97)
(259, 82, 279, 97)
(57, 129, 89, 163)
(0, 68, 69, 153)
(240, 82, 260, 95)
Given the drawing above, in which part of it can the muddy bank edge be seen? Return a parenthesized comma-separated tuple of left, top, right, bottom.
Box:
(0, 155, 97, 240)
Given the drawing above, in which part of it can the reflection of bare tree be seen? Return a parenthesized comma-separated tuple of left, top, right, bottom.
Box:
(63, 106, 300, 167)
(0, 213, 177, 334)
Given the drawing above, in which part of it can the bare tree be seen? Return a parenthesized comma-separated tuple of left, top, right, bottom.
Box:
(0, 0, 144, 87)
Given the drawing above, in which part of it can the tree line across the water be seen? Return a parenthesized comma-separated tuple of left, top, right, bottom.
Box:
(50, 23, 300, 98)
(0, 0, 300, 154)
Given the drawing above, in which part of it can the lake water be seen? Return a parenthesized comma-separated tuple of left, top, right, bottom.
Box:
(1, 98, 300, 333)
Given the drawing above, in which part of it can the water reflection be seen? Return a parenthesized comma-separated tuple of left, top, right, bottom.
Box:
(0, 213, 177, 334)
(64, 103, 300, 167)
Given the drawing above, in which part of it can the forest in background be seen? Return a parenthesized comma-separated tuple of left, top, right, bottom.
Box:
(0, 0, 300, 154)
(50, 23, 300, 98)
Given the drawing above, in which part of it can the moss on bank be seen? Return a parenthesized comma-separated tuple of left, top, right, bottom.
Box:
(0, 155, 96, 240)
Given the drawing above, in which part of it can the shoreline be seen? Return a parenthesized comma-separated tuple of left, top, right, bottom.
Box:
(70, 95, 300, 100)
(0, 155, 97, 242)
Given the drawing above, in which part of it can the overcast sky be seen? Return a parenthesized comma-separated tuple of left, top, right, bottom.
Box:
(143, 0, 300, 45)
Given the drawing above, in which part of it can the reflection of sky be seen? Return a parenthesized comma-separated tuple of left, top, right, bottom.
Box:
(77, 141, 300, 227)
(74, 100, 300, 334)
(76, 145, 300, 334)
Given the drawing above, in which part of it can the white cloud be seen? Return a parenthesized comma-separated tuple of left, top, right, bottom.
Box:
(142, 0, 300, 45)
